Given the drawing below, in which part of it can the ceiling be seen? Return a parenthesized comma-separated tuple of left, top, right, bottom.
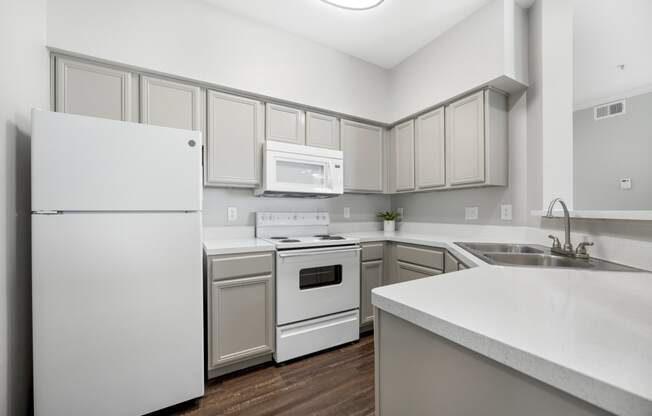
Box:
(574, 0, 652, 109)
(203, 0, 500, 69)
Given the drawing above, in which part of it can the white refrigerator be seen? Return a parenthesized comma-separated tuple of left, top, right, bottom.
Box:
(31, 109, 204, 416)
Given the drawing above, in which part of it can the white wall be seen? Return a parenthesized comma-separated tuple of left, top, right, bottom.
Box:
(573, 0, 652, 110)
(574, 91, 652, 210)
(388, 0, 528, 121)
(46, 0, 532, 125)
(46, 0, 391, 122)
(539, 0, 574, 209)
(0, 0, 49, 414)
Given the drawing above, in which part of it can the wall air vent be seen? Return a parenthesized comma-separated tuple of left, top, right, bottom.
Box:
(594, 100, 626, 120)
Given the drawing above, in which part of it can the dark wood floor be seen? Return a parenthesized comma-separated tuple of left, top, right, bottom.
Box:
(161, 334, 375, 416)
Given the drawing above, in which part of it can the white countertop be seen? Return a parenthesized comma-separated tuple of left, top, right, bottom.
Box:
(202, 227, 652, 415)
(354, 231, 652, 416)
(203, 238, 274, 256)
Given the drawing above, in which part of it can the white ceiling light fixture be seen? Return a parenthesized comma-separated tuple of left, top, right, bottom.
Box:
(321, 0, 384, 11)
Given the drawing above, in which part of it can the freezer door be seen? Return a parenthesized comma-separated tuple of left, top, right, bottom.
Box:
(32, 212, 204, 416)
(31, 109, 201, 211)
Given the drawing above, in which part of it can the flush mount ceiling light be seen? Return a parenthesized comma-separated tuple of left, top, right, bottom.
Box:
(321, 0, 384, 11)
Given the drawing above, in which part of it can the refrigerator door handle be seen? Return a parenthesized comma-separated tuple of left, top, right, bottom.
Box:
(33, 210, 62, 215)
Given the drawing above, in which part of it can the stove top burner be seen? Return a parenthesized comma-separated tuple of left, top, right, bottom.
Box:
(279, 239, 301, 243)
(270, 236, 288, 240)
(320, 236, 345, 240)
(313, 234, 331, 238)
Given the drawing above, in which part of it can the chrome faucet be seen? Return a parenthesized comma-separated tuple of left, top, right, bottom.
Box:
(545, 198, 574, 257)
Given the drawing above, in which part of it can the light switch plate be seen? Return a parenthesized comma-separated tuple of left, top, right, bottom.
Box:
(500, 204, 513, 220)
(227, 207, 238, 222)
(465, 207, 479, 220)
(343, 207, 351, 219)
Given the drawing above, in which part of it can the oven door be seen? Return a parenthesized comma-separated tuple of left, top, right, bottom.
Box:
(276, 246, 360, 325)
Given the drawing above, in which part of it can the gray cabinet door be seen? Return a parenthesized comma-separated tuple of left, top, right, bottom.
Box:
(361, 260, 383, 326)
(446, 90, 485, 186)
(140, 75, 202, 131)
(341, 120, 384, 193)
(396, 261, 442, 283)
(266, 103, 306, 145)
(55, 57, 133, 121)
(210, 274, 274, 368)
(416, 108, 446, 189)
(393, 120, 415, 192)
(306, 112, 340, 149)
(206, 90, 264, 187)
(444, 251, 459, 273)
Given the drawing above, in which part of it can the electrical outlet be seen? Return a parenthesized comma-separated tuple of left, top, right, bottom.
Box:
(620, 178, 632, 190)
(227, 207, 238, 222)
(396, 208, 404, 216)
(343, 207, 351, 219)
(465, 207, 479, 220)
(500, 204, 513, 221)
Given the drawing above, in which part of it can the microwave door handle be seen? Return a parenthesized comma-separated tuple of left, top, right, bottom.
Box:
(327, 161, 335, 190)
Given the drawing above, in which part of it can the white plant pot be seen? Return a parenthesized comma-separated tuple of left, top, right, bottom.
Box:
(383, 220, 396, 233)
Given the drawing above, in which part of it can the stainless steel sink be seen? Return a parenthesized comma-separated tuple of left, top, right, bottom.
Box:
(455, 242, 645, 272)
(484, 253, 595, 269)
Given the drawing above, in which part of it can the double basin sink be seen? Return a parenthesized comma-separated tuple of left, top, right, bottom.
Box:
(455, 242, 644, 272)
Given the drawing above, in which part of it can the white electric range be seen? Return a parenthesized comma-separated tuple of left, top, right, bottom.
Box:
(256, 212, 361, 363)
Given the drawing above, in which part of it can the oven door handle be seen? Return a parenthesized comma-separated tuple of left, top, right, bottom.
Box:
(277, 246, 361, 258)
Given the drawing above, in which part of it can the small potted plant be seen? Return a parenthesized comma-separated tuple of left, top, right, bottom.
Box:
(377, 209, 401, 233)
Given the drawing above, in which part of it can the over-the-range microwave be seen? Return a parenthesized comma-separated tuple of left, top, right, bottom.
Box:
(255, 141, 343, 198)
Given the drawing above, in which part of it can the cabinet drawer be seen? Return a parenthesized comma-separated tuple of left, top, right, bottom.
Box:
(210, 252, 274, 281)
(396, 244, 443, 270)
(397, 261, 442, 283)
(361, 243, 384, 261)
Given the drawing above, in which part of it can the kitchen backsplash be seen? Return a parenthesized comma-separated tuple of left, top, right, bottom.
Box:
(202, 188, 391, 226)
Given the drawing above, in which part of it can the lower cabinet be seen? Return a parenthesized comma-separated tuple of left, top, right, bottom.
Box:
(388, 243, 444, 285)
(206, 252, 275, 378)
(360, 242, 386, 330)
(361, 259, 383, 326)
(383, 243, 467, 286)
(396, 261, 442, 283)
(445, 250, 469, 273)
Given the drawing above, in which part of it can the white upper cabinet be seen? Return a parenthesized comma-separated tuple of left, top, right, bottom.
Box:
(445, 89, 507, 188)
(415, 108, 446, 190)
(55, 57, 133, 121)
(265, 103, 306, 145)
(446, 90, 485, 186)
(206, 90, 264, 187)
(392, 120, 415, 192)
(140, 75, 202, 131)
(341, 120, 384, 193)
(306, 112, 340, 150)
